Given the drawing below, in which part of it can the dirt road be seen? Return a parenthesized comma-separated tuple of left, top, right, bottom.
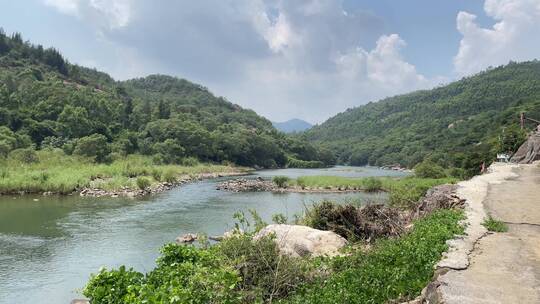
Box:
(438, 164, 540, 303)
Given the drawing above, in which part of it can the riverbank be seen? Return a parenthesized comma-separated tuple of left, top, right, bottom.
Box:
(0, 149, 251, 197)
(218, 175, 458, 207)
(81, 179, 466, 303)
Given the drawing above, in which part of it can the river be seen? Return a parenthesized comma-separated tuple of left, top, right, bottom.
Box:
(0, 166, 407, 303)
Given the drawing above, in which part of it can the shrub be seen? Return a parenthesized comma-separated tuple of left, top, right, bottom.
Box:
(83, 266, 144, 304)
(414, 160, 447, 179)
(151, 169, 162, 181)
(8, 148, 39, 163)
(303, 201, 402, 241)
(362, 177, 382, 192)
(73, 134, 111, 163)
(162, 169, 177, 183)
(218, 234, 311, 302)
(181, 156, 200, 166)
(136, 177, 150, 190)
(84, 244, 241, 304)
(272, 175, 290, 188)
(288, 209, 465, 304)
(482, 216, 508, 232)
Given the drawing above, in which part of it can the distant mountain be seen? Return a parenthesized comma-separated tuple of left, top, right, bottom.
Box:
(273, 119, 313, 133)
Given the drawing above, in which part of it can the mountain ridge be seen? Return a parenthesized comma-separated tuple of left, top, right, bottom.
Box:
(272, 118, 313, 133)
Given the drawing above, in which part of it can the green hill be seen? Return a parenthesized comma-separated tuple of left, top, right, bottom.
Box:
(0, 30, 333, 168)
(304, 61, 540, 175)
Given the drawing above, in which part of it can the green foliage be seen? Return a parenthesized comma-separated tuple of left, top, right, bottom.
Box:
(273, 175, 290, 188)
(414, 160, 447, 179)
(482, 216, 508, 232)
(218, 234, 310, 302)
(84, 244, 241, 304)
(0, 30, 333, 169)
(0, 150, 244, 194)
(8, 148, 38, 163)
(287, 157, 325, 168)
(305, 61, 540, 175)
(73, 134, 111, 162)
(272, 213, 288, 224)
(287, 209, 465, 304)
(83, 266, 144, 304)
(362, 177, 383, 192)
(135, 177, 150, 190)
(162, 169, 177, 183)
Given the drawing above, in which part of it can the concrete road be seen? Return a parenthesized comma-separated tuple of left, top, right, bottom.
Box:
(438, 164, 540, 303)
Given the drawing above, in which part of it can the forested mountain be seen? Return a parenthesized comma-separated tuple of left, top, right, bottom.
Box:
(0, 30, 334, 168)
(272, 119, 313, 133)
(304, 61, 540, 175)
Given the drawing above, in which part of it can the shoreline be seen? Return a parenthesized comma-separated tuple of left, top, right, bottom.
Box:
(1, 170, 251, 198)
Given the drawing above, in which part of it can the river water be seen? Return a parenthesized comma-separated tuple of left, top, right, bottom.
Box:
(0, 166, 407, 303)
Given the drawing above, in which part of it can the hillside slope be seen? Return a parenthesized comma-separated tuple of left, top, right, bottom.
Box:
(304, 61, 540, 174)
(0, 30, 332, 168)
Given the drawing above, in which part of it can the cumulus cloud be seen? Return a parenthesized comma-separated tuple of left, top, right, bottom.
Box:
(454, 0, 540, 76)
(44, 0, 438, 122)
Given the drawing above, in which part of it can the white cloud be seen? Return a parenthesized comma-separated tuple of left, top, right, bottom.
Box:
(44, 0, 131, 29)
(43, 0, 440, 122)
(454, 0, 540, 76)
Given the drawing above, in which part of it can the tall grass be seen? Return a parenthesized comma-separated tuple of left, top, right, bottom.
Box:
(0, 149, 248, 194)
(292, 175, 458, 207)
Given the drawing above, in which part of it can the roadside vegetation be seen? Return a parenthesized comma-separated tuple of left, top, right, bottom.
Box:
(482, 216, 509, 232)
(0, 148, 247, 194)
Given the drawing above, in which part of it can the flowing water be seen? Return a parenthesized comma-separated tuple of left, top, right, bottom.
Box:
(0, 166, 407, 303)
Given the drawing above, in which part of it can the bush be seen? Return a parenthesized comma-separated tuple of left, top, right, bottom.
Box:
(83, 266, 144, 304)
(482, 216, 508, 232)
(288, 209, 465, 304)
(218, 234, 311, 302)
(84, 244, 241, 304)
(181, 156, 200, 166)
(8, 148, 39, 163)
(414, 160, 447, 179)
(362, 177, 382, 192)
(136, 177, 150, 190)
(162, 169, 177, 183)
(272, 175, 290, 188)
(73, 134, 111, 163)
(303, 201, 402, 241)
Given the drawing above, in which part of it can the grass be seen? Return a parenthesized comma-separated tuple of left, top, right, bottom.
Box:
(0, 149, 249, 194)
(482, 216, 509, 232)
(291, 175, 458, 207)
(286, 209, 465, 303)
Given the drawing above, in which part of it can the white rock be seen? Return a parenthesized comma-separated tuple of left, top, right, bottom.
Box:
(254, 224, 347, 258)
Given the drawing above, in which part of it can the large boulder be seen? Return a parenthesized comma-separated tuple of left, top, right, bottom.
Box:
(511, 133, 540, 164)
(254, 224, 347, 257)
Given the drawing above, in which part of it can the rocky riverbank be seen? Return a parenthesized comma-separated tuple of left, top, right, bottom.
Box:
(80, 171, 248, 198)
(216, 177, 367, 193)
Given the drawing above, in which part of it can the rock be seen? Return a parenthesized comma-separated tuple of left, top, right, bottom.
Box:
(216, 178, 276, 192)
(176, 233, 198, 243)
(511, 132, 540, 164)
(254, 224, 348, 257)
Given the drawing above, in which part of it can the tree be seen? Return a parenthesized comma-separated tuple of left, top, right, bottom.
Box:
(73, 134, 111, 162)
(57, 105, 93, 138)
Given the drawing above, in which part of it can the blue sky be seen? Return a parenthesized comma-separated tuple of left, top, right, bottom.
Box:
(1, 0, 539, 123)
